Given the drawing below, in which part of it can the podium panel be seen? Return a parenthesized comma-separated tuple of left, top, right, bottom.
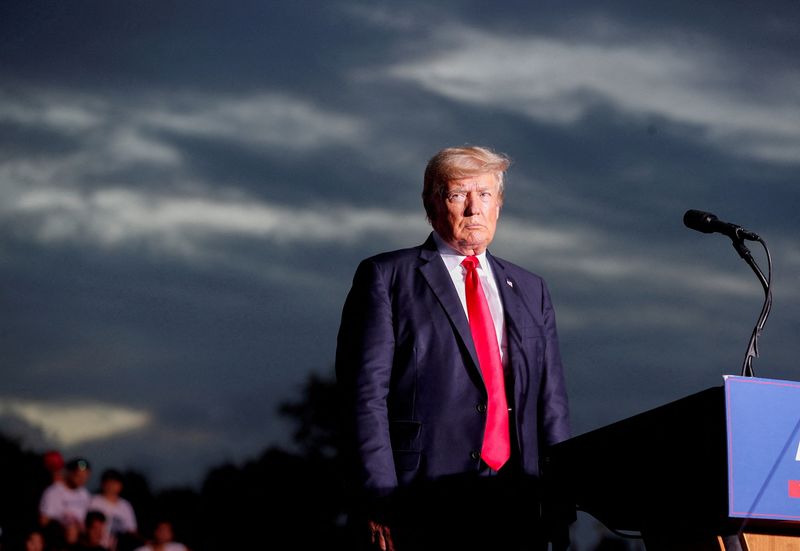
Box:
(725, 376, 800, 521)
(544, 376, 800, 539)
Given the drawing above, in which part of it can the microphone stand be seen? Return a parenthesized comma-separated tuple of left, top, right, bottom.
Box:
(730, 234, 772, 377)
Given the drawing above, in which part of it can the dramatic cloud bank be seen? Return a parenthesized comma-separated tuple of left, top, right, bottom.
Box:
(389, 25, 800, 163)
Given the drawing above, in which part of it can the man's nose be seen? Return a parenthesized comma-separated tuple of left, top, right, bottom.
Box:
(463, 192, 481, 215)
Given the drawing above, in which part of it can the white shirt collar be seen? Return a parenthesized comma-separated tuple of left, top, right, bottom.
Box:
(430, 232, 506, 361)
(431, 232, 491, 272)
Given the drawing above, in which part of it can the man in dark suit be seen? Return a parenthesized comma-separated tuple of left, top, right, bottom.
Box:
(336, 146, 570, 550)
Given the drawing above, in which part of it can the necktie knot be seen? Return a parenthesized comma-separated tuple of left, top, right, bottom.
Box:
(462, 255, 479, 272)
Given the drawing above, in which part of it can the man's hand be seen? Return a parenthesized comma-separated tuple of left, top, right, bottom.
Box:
(368, 519, 396, 551)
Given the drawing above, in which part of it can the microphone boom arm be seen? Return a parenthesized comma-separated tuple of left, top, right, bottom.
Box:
(732, 237, 773, 377)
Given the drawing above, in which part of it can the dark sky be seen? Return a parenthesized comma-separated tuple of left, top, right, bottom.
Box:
(2, 0, 799, 498)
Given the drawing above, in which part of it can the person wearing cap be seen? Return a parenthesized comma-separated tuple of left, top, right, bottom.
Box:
(43, 450, 65, 484)
(39, 457, 93, 529)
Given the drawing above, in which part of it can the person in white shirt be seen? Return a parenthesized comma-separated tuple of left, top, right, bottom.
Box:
(39, 457, 92, 529)
(133, 520, 188, 551)
(89, 469, 138, 550)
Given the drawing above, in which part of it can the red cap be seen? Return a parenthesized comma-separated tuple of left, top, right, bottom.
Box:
(43, 450, 65, 472)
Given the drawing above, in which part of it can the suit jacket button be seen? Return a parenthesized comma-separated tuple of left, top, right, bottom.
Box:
(470, 450, 481, 460)
(476, 403, 487, 413)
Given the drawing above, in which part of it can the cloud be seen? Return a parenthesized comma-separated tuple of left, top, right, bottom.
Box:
(386, 25, 800, 163)
(142, 92, 367, 151)
(0, 83, 377, 264)
(4, 185, 427, 256)
(0, 88, 103, 134)
(0, 86, 367, 179)
(6, 179, 773, 309)
(498, 216, 761, 293)
(0, 398, 151, 447)
(340, 2, 423, 31)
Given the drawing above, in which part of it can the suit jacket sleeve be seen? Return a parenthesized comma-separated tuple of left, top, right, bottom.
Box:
(538, 279, 570, 447)
(336, 258, 398, 500)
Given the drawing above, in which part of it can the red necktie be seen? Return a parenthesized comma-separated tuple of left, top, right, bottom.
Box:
(461, 256, 510, 471)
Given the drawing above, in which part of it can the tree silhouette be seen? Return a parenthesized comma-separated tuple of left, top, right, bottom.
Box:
(196, 371, 346, 549)
(0, 433, 50, 547)
(279, 372, 342, 460)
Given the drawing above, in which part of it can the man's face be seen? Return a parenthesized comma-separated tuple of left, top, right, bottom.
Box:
(102, 479, 122, 497)
(432, 172, 502, 255)
(154, 522, 174, 544)
(66, 467, 90, 489)
(87, 520, 105, 546)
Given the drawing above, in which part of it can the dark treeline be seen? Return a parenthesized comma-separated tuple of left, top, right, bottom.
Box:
(0, 373, 348, 550)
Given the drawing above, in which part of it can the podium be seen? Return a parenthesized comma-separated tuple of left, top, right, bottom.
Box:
(544, 376, 800, 550)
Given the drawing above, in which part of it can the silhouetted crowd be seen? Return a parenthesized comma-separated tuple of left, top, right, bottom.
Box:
(18, 451, 188, 551)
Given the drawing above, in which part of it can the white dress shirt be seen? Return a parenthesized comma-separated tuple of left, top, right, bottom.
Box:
(432, 232, 508, 364)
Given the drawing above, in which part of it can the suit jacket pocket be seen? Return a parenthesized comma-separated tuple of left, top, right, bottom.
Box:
(389, 420, 422, 452)
(393, 449, 421, 472)
(520, 323, 545, 340)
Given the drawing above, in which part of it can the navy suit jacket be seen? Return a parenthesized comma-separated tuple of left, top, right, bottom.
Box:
(336, 234, 570, 502)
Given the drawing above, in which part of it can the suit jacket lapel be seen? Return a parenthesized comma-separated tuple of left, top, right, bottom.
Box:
(417, 235, 481, 375)
(488, 253, 525, 357)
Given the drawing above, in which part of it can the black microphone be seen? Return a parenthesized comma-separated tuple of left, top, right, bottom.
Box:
(683, 209, 760, 241)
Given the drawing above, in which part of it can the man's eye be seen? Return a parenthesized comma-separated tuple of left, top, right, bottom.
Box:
(448, 193, 466, 202)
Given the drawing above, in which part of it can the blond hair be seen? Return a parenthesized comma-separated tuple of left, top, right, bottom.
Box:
(422, 146, 510, 223)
